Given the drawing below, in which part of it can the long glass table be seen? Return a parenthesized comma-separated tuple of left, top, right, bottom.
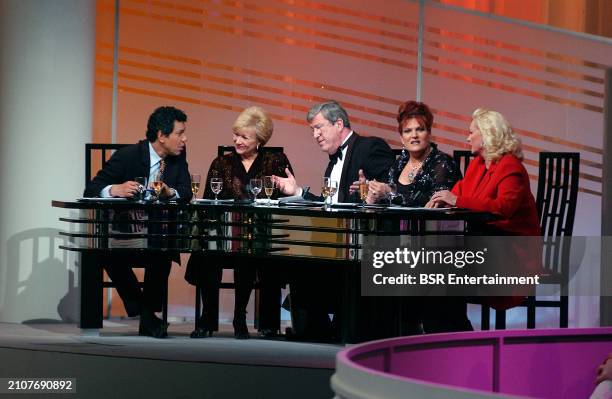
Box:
(52, 199, 495, 342)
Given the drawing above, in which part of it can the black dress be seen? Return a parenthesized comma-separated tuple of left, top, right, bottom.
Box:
(387, 144, 472, 335)
(185, 150, 293, 334)
(389, 143, 461, 206)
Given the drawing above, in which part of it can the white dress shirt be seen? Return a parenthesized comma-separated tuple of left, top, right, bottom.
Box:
(329, 131, 353, 204)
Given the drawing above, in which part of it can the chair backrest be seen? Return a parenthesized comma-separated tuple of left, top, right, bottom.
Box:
(217, 145, 284, 157)
(536, 152, 580, 238)
(453, 150, 474, 176)
(85, 143, 129, 184)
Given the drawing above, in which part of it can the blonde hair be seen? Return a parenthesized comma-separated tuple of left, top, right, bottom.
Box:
(232, 106, 274, 146)
(472, 108, 523, 163)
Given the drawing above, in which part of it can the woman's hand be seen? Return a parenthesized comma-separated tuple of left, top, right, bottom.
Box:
(426, 190, 457, 208)
(273, 168, 299, 196)
(366, 180, 389, 204)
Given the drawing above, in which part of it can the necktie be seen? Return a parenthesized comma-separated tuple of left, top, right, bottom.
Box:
(158, 159, 165, 181)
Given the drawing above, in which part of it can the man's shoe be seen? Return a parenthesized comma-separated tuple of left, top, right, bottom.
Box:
(139, 311, 168, 338)
(258, 328, 278, 338)
(190, 327, 213, 338)
(190, 315, 214, 338)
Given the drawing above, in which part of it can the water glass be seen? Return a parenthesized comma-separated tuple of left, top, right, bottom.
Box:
(210, 177, 223, 201)
(250, 178, 262, 200)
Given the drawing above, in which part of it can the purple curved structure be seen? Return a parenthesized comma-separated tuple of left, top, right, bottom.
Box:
(333, 328, 612, 399)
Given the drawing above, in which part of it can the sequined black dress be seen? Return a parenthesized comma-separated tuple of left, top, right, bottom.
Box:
(388, 143, 461, 206)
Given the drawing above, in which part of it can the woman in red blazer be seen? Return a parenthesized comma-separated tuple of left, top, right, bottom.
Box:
(427, 108, 540, 236)
(427, 108, 541, 312)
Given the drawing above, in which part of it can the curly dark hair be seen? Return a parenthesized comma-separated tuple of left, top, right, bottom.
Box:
(146, 106, 187, 142)
(396, 101, 433, 134)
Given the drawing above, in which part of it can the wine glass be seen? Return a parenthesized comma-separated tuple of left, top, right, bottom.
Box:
(322, 177, 331, 208)
(328, 180, 338, 203)
(210, 177, 223, 202)
(263, 176, 275, 205)
(387, 181, 397, 206)
(322, 177, 337, 210)
(190, 174, 201, 203)
(359, 179, 369, 207)
(151, 180, 163, 202)
(250, 178, 262, 201)
(151, 170, 163, 203)
(134, 176, 147, 202)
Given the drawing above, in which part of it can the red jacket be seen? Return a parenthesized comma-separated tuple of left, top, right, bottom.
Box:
(452, 154, 541, 236)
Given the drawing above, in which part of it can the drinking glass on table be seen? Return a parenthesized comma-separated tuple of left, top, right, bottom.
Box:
(190, 174, 201, 203)
(387, 181, 398, 206)
(151, 172, 163, 203)
(359, 180, 369, 207)
(134, 177, 147, 202)
(250, 178, 262, 200)
(322, 177, 338, 210)
(263, 176, 275, 205)
(210, 177, 223, 202)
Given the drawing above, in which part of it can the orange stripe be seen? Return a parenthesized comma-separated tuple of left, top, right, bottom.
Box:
(422, 66, 603, 113)
(513, 127, 603, 155)
(523, 158, 600, 183)
(425, 38, 604, 86)
(427, 26, 610, 72)
(268, 0, 418, 29)
(578, 187, 601, 196)
(423, 52, 603, 99)
(129, 0, 418, 42)
(119, 5, 418, 69)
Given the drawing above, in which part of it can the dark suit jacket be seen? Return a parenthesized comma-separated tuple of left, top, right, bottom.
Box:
(84, 139, 192, 200)
(309, 132, 395, 202)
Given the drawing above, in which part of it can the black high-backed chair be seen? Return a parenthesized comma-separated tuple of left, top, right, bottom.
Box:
(527, 152, 579, 328)
(487, 152, 579, 329)
(86, 143, 169, 322)
(453, 150, 474, 175)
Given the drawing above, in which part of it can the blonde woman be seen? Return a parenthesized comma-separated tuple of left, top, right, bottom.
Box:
(185, 106, 293, 339)
(427, 108, 540, 236)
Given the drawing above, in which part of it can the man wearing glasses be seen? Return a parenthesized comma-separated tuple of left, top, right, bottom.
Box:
(275, 100, 394, 203)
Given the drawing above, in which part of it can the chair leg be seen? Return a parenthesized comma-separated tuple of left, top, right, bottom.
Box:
(162, 278, 168, 326)
(526, 296, 536, 329)
(481, 304, 490, 330)
(495, 309, 506, 330)
(194, 285, 202, 329)
(560, 295, 569, 328)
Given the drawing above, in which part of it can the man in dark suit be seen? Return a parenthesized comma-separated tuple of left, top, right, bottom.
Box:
(84, 106, 192, 337)
(276, 100, 395, 202)
(275, 100, 395, 341)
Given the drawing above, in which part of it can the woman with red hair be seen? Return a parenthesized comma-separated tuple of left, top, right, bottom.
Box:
(366, 101, 461, 206)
